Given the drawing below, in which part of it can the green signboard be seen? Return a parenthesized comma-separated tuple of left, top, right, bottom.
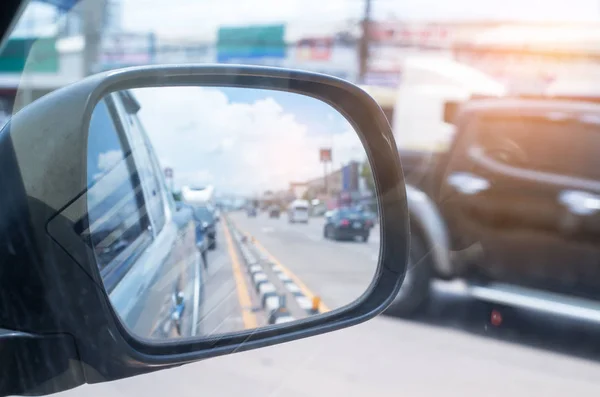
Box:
(0, 38, 59, 73)
(217, 24, 286, 62)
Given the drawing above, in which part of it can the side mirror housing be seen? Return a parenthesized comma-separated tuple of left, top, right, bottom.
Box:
(0, 65, 409, 396)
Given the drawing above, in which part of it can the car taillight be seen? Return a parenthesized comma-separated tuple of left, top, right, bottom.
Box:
(340, 219, 350, 226)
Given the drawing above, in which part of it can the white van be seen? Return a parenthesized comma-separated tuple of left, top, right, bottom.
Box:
(181, 185, 215, 207)
(288, 199, 310, 223)
(361, 56, 506, 153)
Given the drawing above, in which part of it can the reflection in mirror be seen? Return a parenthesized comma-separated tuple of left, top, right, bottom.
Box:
(85, 86, 379, 340)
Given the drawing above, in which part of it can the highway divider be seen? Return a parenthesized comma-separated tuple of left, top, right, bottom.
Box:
(227, 218, 321, 324)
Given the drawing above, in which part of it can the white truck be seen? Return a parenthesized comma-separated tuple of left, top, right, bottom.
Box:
(181, 185, 219, 221)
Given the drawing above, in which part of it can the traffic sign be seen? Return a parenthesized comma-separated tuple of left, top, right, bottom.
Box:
(217, 24, 286, 63)
(319, 148, 332, 163)
(0, 38, 58, 73)
(296, 37, 333, 61)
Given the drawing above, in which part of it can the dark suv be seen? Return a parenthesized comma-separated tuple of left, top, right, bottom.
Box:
(390, 96, 600, 316)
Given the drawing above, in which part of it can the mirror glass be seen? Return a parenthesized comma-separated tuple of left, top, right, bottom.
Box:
(85, 85, 379, 340)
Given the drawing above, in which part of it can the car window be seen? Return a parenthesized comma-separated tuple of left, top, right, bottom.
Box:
(473, 115, 600, 180)
(85, 98, 151, 285)
(112, 93, 167, 234)
(128, 91, 177, 214)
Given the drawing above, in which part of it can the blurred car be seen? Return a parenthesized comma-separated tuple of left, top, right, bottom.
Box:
(352, 205, 377, 229)
(390, 94, 600, 317)
(194, 205, 218, 250)
(247, 206, 258, 217)
(178, 203, 209, 268)
(268, 205, 281, 218)
(85, 91, 203, 339)
(323, 207, 373, 242)
(288, 199, 310, 223)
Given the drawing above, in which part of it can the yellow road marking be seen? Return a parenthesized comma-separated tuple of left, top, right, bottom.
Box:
(232, 220, 331, 313)
(223, 219, 258, 329)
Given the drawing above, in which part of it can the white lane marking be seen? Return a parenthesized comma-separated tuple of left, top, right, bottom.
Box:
(274, 316, 295, 324)
(248, 264, 263, 274)
(278, 273, 292, 282)
(296, 296, 313, 311)
(262, 226, 275, 233)
(265, 296, 281, 311)
(253, 272, 268, 283)
(258, 282, 277, 295)
(271, 265, 283, 273)
(285, 283, 302, 294)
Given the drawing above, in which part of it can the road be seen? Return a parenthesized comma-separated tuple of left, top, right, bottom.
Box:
(58, 211, 600, 397)
(195, 224, 247, 336)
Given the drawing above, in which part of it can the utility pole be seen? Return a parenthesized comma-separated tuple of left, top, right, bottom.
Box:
(358, 0, 372, 84)
(82, 0, 107, 76)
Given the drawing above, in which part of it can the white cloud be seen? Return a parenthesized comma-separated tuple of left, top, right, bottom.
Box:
(97, 150, 124, 172)
(132, 86, 365, 195)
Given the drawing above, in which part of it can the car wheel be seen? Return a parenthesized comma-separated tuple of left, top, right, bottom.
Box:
(385, 231, 432, 317)
(209, 239, 217, 250)
(361, 233, 369, 243)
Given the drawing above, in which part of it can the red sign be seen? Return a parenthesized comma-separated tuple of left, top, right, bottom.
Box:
(296, 38, 333, 61)
(319, 148, 332, 163)
(369, 22, 451, 49)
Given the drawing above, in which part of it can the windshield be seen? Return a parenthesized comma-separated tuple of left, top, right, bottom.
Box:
(7, 0, 600, 396)
(338, 207, 365, 217)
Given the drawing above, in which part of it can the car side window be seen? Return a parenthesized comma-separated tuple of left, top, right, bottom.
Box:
(112, 93, 167, 234)
(85, 98, 151, 287)
(130, 98, 176, 214)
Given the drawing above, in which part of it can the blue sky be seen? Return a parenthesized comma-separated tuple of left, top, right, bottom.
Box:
(131, 86, 363, 195)
(218, 86, 351, 137)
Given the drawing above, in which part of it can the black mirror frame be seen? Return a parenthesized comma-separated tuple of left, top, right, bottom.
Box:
(0, 65, 408, 394)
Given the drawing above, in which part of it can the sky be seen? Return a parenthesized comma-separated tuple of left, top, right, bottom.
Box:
(119, 0, 600, 39)
(131, 86, 365, 195)
(10, 0, 600, 39)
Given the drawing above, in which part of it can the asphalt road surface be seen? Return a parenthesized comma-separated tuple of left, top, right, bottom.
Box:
(57, 211, 600, 397)
(195, 223, 246, 336)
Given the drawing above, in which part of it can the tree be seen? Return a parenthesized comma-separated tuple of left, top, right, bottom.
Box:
(361, 160, 375, 195)
(361, 161, 377, 213)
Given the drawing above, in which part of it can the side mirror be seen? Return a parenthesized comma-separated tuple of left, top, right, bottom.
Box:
(443, 100, 460, 124)
(0, 65, 408, 395)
